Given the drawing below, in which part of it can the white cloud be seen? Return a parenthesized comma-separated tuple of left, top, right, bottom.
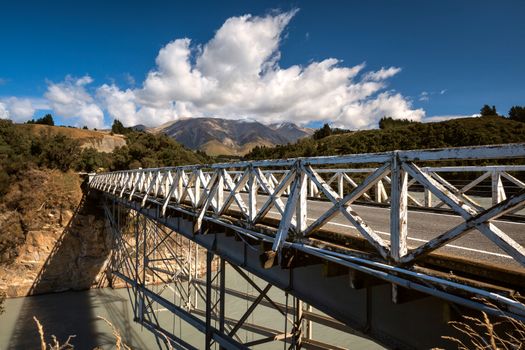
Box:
(0, 97, 37, 122)
(419, 91, 429, 102)
(101, 10, 422, 129)
(364, 67, 401, 81)
(123, 73, 136, 86)
(0, 102, 8, 119)
(44, 75, 105, 128)
(2, 10, 425, 129)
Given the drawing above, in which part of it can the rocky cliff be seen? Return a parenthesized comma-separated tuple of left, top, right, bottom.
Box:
(0, 170, 112, 297)
(0, 169, 199, 298)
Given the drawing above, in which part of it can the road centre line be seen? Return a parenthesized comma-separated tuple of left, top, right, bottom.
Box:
(266, 209, 512, 259)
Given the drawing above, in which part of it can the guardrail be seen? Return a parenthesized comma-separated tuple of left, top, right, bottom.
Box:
(90, 144, 525, 268)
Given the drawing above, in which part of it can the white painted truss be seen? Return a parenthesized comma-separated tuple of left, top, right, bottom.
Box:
(90, 144, 525, 269)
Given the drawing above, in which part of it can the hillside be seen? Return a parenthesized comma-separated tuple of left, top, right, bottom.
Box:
(0, 120, 208, 198)
(19, 124, 126, 153)
(149, 117, 313, 156)
(246, 116, 525, 160)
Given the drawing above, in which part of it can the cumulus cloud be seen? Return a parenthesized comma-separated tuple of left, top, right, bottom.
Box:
(44, 75, 105, 128)
(0, 102, 8, 119)
(98, 10, 423, 129)
(0, 97, 37, 122)
(2, 10, 425, 129)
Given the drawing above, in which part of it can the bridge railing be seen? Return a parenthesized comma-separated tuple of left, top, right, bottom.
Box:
(226, 165, 525, 211)
(90, 144, 525, 268)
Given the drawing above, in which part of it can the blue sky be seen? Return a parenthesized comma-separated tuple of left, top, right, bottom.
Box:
(0, 0, 524, 129)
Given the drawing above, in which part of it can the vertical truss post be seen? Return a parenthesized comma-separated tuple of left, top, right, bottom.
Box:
(305, 304, 312, 341)
(296, 171, 308, 236)
(205, 250, 214, 350)
(492, 170, 506, 205)
(375, 180, 385, 203)
(216, 170, 224, 214)
(293, 298, 304, 349)
(248, 166, 257, 224)
(390, 154, 408, 262)
(219, 258, 226, 350)
(338, 172, 344, 198)
(140, 213, 147, 324)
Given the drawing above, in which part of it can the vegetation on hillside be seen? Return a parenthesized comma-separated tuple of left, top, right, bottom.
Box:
(247, 106, 525, 160)
(0, 118, 208, 198)
(110, 130, 210, 170)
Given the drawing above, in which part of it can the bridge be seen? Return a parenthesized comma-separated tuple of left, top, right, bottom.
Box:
(89, 144, 525, 349)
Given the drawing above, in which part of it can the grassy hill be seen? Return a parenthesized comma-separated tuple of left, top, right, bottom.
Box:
(0, 120, 209, 197)
(19, 124, 126, 153)
(246, 116, 525, 160)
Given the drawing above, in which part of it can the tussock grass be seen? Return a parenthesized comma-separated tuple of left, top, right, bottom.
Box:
(439, 299, 525, 350)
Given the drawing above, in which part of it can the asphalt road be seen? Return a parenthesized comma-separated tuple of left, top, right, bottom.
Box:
(244, 194, 525, 271)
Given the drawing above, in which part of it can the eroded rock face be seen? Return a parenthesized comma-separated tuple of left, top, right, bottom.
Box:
(0, 169, 201, 299)
(0, 170, 112, 297)
(80, 135, 126, 153)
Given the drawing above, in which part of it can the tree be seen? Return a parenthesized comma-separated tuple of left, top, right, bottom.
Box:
(27, 114, 55, 126)
(31, 132, 81, 171)
(313, 123, 332, 140)
(379, 116, 419, 129)
(480, 105, 498, 117)
(509, 106, 525, 123)
(111, 119, 129, 134)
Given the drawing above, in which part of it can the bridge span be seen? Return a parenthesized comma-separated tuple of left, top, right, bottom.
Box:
(90, 144, 525, 349)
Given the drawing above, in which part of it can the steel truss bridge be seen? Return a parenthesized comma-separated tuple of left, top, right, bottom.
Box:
(90, 144, 525, 349)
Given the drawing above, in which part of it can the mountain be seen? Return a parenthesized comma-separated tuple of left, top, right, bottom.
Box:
(149, 118, 313, 156)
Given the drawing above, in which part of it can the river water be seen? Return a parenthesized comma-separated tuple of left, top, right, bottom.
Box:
(0, 283, 383, 349)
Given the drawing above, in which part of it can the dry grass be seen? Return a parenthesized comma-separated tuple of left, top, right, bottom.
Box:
(19, 124, 114, 140)
(33, 316, 76, 350)
(96, 316, 132, 350)
(439, 299, 525, 350)
(33, 315, 134, 350)
(32, 314, 175, 349)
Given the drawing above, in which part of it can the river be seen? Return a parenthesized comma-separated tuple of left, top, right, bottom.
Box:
(0, 283, 384, 349)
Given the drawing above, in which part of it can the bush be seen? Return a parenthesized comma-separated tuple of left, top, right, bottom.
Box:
(74, 148, 111, 172)
(31, 132, 81, 171)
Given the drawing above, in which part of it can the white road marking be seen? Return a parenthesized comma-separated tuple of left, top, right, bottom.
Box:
(266, 209, 513, 259)
(351, 203, 525, 226)
(323, 220, 512, 259)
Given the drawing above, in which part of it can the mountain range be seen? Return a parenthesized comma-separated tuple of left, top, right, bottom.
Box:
(148, 118, 313, 156)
